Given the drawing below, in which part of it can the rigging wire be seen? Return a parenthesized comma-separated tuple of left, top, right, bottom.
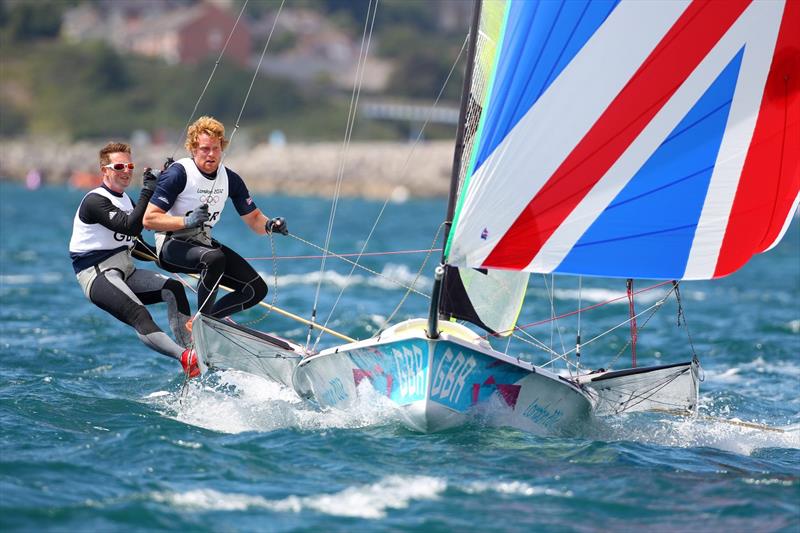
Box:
(313, 33, 471, 349)
(289, 233, 430, 298)
(227, 0, 286, 150)
(245, 247, 443, 261)
(601, 283, 679, 369)
(576, 275, 582, 370)
(308, 0, 379, 350)
(375, 222, 446, 336)
(190, 0, 287, 326)
(542, 274, 568, 369)
(497, 280, 673, 334)
(673, 281, 698, 359)
(478, 280, 677, 368)
(170, 0, 250, 161)
(548, 292, 673, 365)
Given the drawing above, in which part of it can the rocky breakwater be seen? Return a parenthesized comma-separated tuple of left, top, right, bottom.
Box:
(0, 138, 454, 199)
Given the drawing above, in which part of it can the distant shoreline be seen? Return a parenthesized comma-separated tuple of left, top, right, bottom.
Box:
(0, 139, 455, 199)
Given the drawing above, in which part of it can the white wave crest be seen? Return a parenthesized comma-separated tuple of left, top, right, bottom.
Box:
(528, 285, 706, 306)
(150, 475, 574, 518)
(150, 475, 446, 519)
(739, 356, 800, 377)
(597, 412, 800, 455)
(462, 480, 572, 498)
(0, 272, 63, 285)
(262, 263, 432, 293)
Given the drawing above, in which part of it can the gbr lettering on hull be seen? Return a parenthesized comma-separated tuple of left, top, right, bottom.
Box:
(431, 348, 476, 405)
(391, 344, 425, 399)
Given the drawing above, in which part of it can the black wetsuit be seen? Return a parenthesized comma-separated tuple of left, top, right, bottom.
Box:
(70, 185, 191, 359)
(151, 162, 267, 318)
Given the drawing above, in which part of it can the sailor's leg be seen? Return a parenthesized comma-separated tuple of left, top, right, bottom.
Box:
(127, 269, 192, 348)
(159, 238, 225, 315)
(88, 270, 184, 360)
(208, 244, 268, 319)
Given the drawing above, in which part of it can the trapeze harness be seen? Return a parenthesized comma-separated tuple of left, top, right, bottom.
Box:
(152, 159, 267, 318)
(69, 185, 191, 359)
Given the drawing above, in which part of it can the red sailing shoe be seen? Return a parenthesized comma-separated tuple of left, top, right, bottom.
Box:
(180, 348, 200, 378)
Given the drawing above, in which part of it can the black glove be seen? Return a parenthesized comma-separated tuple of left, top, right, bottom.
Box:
(184, 204, 210, 229)
(142, 168, 159, 192)
(265, 216, 288, 236)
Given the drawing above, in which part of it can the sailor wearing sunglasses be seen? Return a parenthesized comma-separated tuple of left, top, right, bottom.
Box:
(69, 142, 198, 377)
(144, 116, 288, 330)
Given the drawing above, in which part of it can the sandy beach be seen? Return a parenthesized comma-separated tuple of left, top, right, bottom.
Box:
(0, 138, 455, 199)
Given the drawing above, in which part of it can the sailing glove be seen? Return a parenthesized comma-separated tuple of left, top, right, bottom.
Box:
(184, 204, 210, 229)
(142, 168, 159, 192)
(266, 217, 288, 235)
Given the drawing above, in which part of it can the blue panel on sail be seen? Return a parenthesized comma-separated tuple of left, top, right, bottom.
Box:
(554, 48, 745, 279)
(475, 0, 619, 172)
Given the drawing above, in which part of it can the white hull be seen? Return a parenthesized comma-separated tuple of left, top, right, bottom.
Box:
(194, 316, 700, 435)
(193, 314, 308, 388)
(579, 360, 701, 416)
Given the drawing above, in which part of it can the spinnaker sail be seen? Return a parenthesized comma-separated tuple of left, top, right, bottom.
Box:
(445, 0, 799, 280)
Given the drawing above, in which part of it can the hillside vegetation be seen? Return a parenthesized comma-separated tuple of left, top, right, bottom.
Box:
(0, 0, 465, 143)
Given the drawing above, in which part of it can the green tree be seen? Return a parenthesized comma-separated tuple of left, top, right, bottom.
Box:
(0, 1, 64, 43)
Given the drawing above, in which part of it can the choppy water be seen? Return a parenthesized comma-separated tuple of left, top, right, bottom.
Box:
(1, 182, 798, 531)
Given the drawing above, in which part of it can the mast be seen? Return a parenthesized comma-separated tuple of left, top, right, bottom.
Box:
(427, 0, 483, 339)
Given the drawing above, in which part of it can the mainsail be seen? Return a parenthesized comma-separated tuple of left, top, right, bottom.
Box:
(445, 0, 799, 281)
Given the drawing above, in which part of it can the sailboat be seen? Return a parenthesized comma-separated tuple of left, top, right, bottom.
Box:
(193, 0, 798, 435)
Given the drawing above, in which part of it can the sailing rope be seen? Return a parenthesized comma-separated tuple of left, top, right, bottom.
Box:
(542, 274, 568, 369)
(375, 222, 446, 338)
(576, 275, 582, 370)
(559, 293, 673, 360)
(673, 281, 699, 361)
(288, 234, 430, 297)
(245, 247, 442, 261)
(604, 283, 680, 370)
(195, 0, 287, 326)
(239, 232, 280, 327)
(627, 278, 638, 368)
(308, 0, 379, 350)
(479, 281, 676, 368)
(227, 0, 286, 150)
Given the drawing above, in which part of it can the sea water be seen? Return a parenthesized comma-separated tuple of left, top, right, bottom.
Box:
(1, 182, 798, 531)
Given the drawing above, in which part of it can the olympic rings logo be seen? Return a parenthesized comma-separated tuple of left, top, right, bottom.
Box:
(200, 195, 221, 205)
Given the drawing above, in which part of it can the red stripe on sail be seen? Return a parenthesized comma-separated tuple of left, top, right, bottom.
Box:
(714, 0, 800, 278)
(482, 0, 751, 270)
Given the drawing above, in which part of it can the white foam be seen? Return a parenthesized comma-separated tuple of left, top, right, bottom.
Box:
(0, 272, 63, 285)
(462, 481, 572, 498)
(705, 367, 743, 383)
(145, 369, 401, 434)
(597, 412, 800, 455)
(739, 356, 800, 378)
(173, 440, 202, 449)
(150, 475, 446, 519)
(262, 263, 432, 293)
(150, 475, 573, 518)
(743, 478, 794, 486)
(527, 284, 707, 306)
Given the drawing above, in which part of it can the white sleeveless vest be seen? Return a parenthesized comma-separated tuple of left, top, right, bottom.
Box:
(155, 158, 229, 252)
(164, 158, 229, 227)
(69, 187, 136, 254)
